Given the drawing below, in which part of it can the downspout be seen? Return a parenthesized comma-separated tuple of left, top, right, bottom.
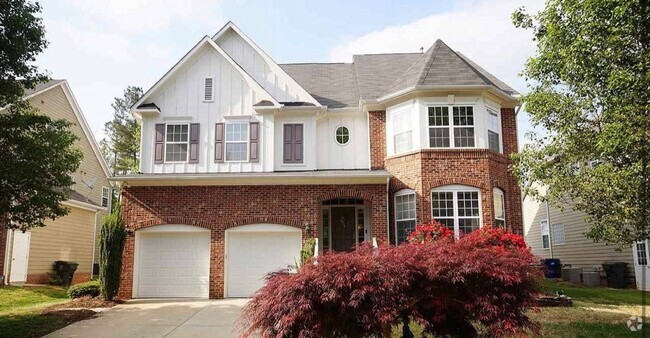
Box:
(545, 199, 554, 259)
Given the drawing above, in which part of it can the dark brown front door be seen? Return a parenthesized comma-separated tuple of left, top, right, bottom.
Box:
(331, 207, 356, 251)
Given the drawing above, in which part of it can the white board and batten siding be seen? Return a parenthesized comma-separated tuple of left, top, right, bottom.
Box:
(316, 112, 370, 170)
(215, 28, 314, 104)
(139, 43, 275, 174)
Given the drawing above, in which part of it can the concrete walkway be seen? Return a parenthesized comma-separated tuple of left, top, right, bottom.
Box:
(45, 298, 248, 338)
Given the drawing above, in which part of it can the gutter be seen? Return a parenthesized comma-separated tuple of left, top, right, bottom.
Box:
(377, 85, 519, 104)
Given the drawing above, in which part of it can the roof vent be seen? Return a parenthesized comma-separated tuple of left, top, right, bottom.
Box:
(204, 78, 214, 102)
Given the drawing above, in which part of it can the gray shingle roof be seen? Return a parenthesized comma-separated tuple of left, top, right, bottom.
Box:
(24, 79, 65, 97)
(279, 40, 517, 108)
(280, 63, 359, 108)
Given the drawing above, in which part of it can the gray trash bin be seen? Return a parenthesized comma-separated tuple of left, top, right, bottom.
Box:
(562, 267, 582, 284)
(582, 271, 601, 286)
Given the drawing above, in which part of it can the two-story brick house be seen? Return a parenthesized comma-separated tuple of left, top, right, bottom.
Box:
(113, 22, 522, 299)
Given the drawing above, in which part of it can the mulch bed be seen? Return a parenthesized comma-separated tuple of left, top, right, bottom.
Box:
(536, 294, 573, 307)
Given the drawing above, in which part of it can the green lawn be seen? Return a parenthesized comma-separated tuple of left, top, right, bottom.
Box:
(392, 280, 647, 337)
(0, 286, 75, 338)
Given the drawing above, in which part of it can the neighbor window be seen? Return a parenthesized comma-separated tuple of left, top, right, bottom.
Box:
(393, 109, 412, 154)
(541, 220, 550, 249)
(225, 122, 248, 161)
(487, 107, 501, 153)
(493, 188, 505, 228)
(165, 124, 189, 162)
(636, 241, 648, 266)
(395, 190, 416, 244)
(552, 223, 565, 245)
(431, 185, 481, 237)
(101, 187, 110, 208)
(428, 106, 475, 148)
(335, 126, 350, 145)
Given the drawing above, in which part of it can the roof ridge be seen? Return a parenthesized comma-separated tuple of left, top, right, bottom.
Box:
(354, 52, 422, 56)
(280, 62, 351, 65)
(418, 40, 443, 85)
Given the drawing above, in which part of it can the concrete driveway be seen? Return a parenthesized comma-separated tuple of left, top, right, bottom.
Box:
(45, 298, 248, 338)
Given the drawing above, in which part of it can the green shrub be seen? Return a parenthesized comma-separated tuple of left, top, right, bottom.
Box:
(300, 238, 316, 265)
(68, 280, 100, 299)
(99, 210, 127, 300)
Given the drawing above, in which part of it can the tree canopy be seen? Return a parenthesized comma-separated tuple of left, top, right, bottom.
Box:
(102, 86, 142, 174)
(0, 0, 48, 107)
(512, 0, 650, 247)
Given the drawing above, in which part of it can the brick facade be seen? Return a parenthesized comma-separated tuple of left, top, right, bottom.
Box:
(368, 111, 386, 170)
(119, 184, 388, 299)
(0, 225, 5, 285)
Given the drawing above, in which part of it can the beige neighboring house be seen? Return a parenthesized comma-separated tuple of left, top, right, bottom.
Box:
(1, 80, 112, 285)
(523, 191, 638, 287)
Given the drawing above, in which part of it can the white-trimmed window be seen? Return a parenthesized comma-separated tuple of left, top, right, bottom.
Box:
(395, 189, 416, 244)
(427, 106, 475, 148)
(431, 185, 481, 237)
(552, 223, 565, 245)
(101, 187, 110, 208)
(203, 77, 214, 101)
(493, 188, 505, 228)
(165, 124, 189, 162)
(541, 220, 550, 249)
(393, 109, 412, 154)
(487, 107, 501, 153)
(225, 122, 248, 161)
(636, 241, 648, 266)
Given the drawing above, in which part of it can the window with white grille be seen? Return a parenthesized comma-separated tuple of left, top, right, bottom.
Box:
(493, 188, 505, 228)
(395, 190, 416, 244)
(428, 106, 475, 148)
(541, 220, 550, 249)
(552, 223, 565, 245)
(431, 185, 481, 238)
(487, 108, 501, 153)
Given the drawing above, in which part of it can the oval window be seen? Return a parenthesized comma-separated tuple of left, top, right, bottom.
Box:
(335, 126, 350, 145)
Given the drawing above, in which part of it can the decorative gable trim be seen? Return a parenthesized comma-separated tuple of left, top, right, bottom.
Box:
(212, 22, 321, 107)
(131, 36, 281, 114)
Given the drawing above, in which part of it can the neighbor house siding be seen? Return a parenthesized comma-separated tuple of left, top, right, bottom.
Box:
(523, 196, 634, 279)
(25, 206, 96, 284)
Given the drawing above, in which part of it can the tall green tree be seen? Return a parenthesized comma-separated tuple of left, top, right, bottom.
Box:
(103, 86, 142, 174)
(1, 0, 83, 231)
(0, 0, 49, 107)
(512, 0, 650, 247)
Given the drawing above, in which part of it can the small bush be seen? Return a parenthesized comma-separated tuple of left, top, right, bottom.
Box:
(68, 280, 100, 299)
(406, 221, 454, 244)
(239, 227, 541, 338)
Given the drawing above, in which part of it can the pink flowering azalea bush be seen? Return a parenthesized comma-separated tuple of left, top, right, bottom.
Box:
(238, 227, 541, 338)
(406, 221, 454, 244)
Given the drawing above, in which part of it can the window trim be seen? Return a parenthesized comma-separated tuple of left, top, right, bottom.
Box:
(335, 125, 351, 146)
(430, 185, 482, 238)
(394, 189, 417, 244)
(427, 105, 477, 149)
(224, 122, 249, 162)
(541, 219, 550, 249)
(203, 77, 214, 102)
(101, 186, 110, 209)
(486, 106, 502, 153)
(164, 123, 190, 163)
(493, 188, 506, 228)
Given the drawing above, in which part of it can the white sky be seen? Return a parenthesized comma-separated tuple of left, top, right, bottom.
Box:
(36, 0, 543, 147)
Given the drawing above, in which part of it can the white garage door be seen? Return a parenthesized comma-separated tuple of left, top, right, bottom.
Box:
(136, 227, 210, 298)
(226, 224, 302, 298)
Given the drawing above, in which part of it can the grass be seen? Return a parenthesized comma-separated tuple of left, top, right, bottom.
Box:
(0, 285, 75, 338)
(392, 280, 648, 337)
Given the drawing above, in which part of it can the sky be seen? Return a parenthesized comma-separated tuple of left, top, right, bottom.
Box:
(36, 0, 544, 146)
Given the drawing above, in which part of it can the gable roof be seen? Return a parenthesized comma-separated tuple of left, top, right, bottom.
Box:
(279, 63, 359, 108)
(213, 22, 321, 107)
(352, 53, 422, 101)
(132, 36, 280, 112)
(23, 80, 113, 180)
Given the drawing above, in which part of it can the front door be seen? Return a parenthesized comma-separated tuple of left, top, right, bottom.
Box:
(331, 207, 356, 251)
(10, 231, 30, 283)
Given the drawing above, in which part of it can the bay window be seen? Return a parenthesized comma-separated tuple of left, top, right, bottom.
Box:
(431, 185, 481, 237)
(487, 107, 501, 153)
(393, 109, 412, 154)
(395, 190, 416, 244)
(428, 106, 475, 148)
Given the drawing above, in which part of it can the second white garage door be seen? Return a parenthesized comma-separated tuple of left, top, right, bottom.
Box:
(135, 226, 210, 298)
(226, 224, 302, 298)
